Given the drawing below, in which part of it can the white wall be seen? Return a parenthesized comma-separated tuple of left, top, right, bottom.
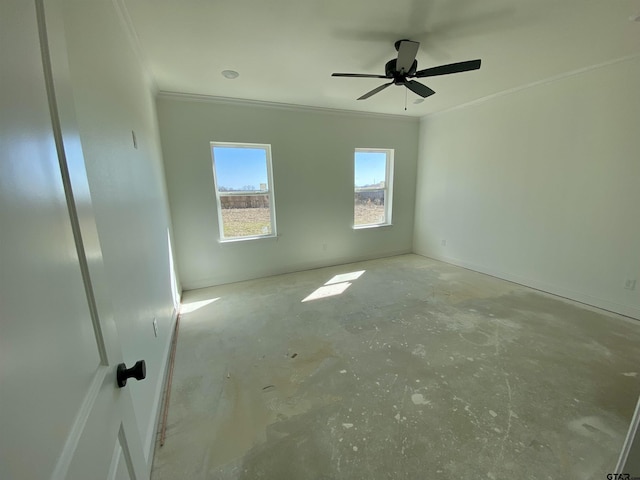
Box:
(157, 95, 419, 289)
(414, 57, 640, 319)
(61, 0, 180, 460)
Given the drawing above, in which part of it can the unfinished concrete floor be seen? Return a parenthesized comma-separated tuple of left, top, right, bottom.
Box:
(152, 254, 640, 479)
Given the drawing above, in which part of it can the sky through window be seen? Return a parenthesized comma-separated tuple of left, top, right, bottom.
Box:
(213, 146, 269, 190)
(355, 151, 387, 187)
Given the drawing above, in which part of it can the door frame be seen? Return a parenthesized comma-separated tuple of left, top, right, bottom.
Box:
(616, 395, 640, 475)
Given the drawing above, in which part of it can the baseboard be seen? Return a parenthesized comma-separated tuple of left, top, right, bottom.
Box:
(144, 301, 180, 467)
(415, 251, 640, 321)
(183, 248, 413, 291)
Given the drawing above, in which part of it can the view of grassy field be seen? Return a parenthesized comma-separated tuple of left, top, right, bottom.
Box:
(221, 204, 386, 237)
(354, 203, 385, 226)
(221, 208, 272, 238)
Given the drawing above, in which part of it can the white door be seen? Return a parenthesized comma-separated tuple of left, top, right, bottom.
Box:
(0, 1, 148, 479)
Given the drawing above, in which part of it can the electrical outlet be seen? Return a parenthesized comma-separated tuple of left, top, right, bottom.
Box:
(153, 317, 158, 337)
(441, 239, 447, 246)
(624, 279, 637, 291)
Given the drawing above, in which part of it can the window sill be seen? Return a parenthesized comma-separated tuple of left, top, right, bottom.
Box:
(218, 234, 278, 244)
(353, 223, 393, 230)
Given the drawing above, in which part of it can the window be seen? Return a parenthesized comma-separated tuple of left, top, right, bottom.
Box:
(354, 148, 394, 228)
(211, 142, 276, 241)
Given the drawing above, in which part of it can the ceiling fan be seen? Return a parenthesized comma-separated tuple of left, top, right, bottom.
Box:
(332, 39, 481, 101)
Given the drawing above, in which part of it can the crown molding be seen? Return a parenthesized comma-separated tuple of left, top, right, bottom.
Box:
(422, 53, 640, 120)
(156, 91, 420, 122)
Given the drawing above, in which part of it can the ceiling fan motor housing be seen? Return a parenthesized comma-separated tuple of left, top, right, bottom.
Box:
(385, 58, 418, 83)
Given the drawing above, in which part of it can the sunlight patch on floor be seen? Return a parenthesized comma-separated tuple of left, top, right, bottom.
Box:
(325, 270, 365, 285)
(301, 270, 366, 302)
(301, 282, 351, 302)
(180, 297, 220, 314)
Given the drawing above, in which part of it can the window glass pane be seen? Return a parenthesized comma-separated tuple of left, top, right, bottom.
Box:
(355, 151, 387, 188)
(213, 147, 269, 192)
(220, 194, 272, 238)
(211, 143, 276, 240)
(354, 190, 385, 226)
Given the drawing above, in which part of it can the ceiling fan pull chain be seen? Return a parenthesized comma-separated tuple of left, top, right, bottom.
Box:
(404, 87, 407, 111)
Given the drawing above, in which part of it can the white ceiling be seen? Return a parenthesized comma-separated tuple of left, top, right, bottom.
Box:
(122, 0, 640, 117)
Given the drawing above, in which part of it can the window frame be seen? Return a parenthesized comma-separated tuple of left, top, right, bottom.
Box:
(210, 141, 277, 242)
(353, 147, 394, 229)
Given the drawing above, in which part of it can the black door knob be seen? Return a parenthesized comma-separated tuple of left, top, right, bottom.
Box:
(116, 360, 146, 388)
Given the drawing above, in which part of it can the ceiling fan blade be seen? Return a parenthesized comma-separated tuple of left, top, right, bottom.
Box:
(332, 73, 389, 78)
(396, 40, 420, 73)
(404, 80, 435, 98)
(414, 59, 481, 78)
(357, 82, 393, 100)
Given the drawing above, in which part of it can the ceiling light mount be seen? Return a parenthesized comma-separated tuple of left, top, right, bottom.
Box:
(221, 70, 239, 79)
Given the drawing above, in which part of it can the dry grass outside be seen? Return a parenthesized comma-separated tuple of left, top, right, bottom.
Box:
(221, 204, 386, 237)
(354, 203, 386, 226)
(221, 207, 271, 238)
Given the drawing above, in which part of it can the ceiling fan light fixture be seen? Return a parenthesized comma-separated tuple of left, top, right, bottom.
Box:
(221, 70, 239, 79)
